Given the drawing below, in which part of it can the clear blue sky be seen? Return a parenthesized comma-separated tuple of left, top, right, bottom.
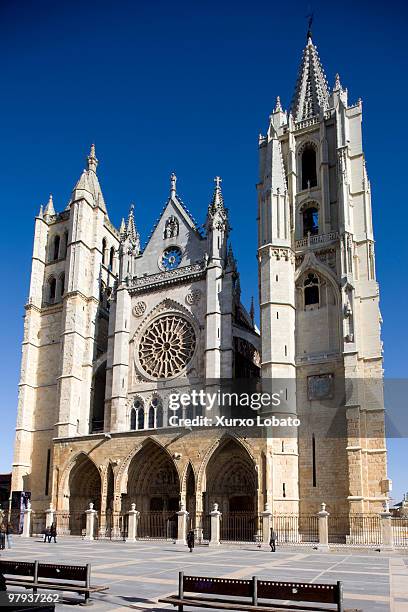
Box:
(0, 0, 407, 504)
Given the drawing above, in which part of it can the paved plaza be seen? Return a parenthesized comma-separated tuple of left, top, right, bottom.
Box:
(1, 537, 408, 611)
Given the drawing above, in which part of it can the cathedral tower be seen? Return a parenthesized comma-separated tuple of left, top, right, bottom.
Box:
(258, 32, 389, 513)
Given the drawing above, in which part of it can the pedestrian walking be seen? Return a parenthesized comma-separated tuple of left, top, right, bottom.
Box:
(269, 528, 277, 552)
(49, 522, 57, 543)
(5, 522, 12, 549)
(186, 530, 195, 552)
(43, 526, 50, 542)
(0, 525, 5, 550)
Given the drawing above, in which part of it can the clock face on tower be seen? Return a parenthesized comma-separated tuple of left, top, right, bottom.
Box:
(160, 246, 182, 271)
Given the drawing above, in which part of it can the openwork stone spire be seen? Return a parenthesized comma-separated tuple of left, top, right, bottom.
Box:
(126, 204, 139, 244)
(208, 176, 225, 214)
(44, 194, 55, 218)
(87, 143, 98, 173)
(291, 36, 329, 121)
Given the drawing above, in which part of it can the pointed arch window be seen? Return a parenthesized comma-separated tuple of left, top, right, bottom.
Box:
(301, 144, 317, 190)
(134, 399, 145, 430)
(109, 247, 115, 271)
(49, 277, 56, 303)
(130, 408, 137, 431)
(303, 206, 319, 237)
(102, 238, 107, 265)
(52, 235, 60, 261)
(60, 273, 65, 298)
(148, 406, 155, 429)
(304, 273, 320, 307)
(156, 402, 163, 428)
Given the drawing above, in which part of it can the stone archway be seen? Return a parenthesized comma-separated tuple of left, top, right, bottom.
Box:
(205, 438, 258, 514)
(68, 454, 101, 535)
(122, 439, 180, 513)
(204, 438, 259, 541)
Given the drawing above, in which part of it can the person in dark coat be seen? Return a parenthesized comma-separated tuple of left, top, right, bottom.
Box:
(0, 525, 5, 550)
(48, 522, 57, 543)
(43, 527, 50, 542)
(186, 530, 195, 552)
(5, 522, 12, 549)
(269, 528, 277, 552)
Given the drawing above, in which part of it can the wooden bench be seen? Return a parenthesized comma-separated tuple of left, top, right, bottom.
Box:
(159, 572, 361, 612)
(0, 560, 108, 605)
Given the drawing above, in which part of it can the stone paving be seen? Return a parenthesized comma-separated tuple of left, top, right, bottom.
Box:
(1, 536, 408, 611)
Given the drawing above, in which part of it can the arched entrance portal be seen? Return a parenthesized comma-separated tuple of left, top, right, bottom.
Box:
(68, 454, 101, 535)
(123, 440, 180, 538)
(124, 440, 180, 512)
(205, 438, 258, 541)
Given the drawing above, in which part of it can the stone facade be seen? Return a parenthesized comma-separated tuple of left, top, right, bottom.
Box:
(11, 35, 389, 526)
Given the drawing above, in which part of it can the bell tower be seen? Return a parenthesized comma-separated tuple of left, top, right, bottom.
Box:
(258, 30, 388, 514)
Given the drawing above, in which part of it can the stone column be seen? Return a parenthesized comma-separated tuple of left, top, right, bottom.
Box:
(209, 503, 222, 547)
(317, 502, 330, 552)
(380, 504, 394, 551)
(22, 502, 32, 538)
(0, 509, 4, 527)
(85, 503, 97, 541)
(45, 504, 55, 529)
(261, 503, 273, 546)
(176, 503, 189, 545)
(127, 504, 140, 543)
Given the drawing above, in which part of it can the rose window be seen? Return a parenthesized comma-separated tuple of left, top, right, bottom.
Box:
(139, 315, 196, 378)
(160, 246, 182, 271)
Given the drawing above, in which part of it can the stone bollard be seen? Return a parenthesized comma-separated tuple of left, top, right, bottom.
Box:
(209, 503, 222, 547)
(45, 504, 55, 529)
(380, 502, 394, 551)
(85, 503, 97, 541)
(127, 504, 140, 542)
(317, 502, 330, 552)
(176, 503, 189, 545)
(261, 503, 273, 546)
(22, 501, 32, 538)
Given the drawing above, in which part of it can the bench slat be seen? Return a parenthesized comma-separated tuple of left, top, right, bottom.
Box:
(184, 576, 253, 597)
(0, 561, 36, 577)
(160, 596, 349, 612)
(6, 579, 108, 593)
(258, 581, 339, 604)
(37, 563, 88, 581)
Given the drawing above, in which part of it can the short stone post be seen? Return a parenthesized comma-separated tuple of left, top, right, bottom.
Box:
(261, 503, 273, 546)
(317, 502, 330, 552)
(45, 504, 55, 529)
(85, 502, 97, 541)
(22, 500, 32, 538)
(127, 504, 140, 542)
(380, 501, 394, 551)
(176, 503, 189, 545)
(209, 502, 222, 547)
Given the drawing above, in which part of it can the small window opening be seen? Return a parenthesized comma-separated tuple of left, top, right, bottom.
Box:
(53, 235, 60, 261)
(109, 247, 115, 271)
(49, 277, 56, 302)
(303, 207, 319, 237)
(304, 273, 320, 307)
(130, 408, 136, 430)
(301, 145, 317, 189)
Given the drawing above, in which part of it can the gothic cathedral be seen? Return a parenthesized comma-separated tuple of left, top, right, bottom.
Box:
(11, 34, 389, 532)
